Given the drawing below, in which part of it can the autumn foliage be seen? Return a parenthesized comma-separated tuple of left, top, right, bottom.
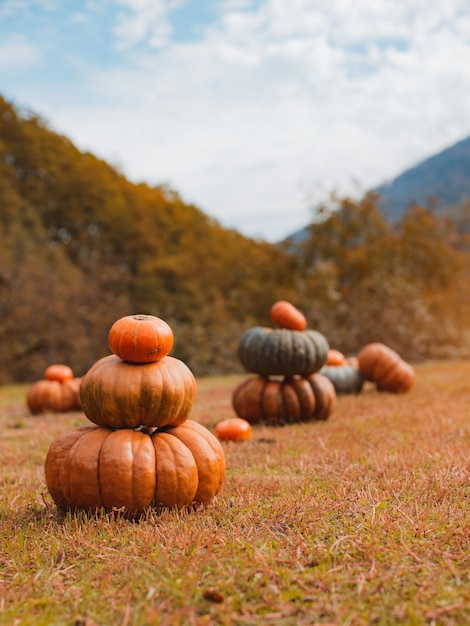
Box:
(1, 95, 470, 383)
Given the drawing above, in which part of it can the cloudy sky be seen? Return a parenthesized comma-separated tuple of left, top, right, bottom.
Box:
(1, 0, 470, 241)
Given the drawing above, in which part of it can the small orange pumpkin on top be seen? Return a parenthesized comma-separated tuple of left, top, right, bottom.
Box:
(108, 313, 174, 363)
(269, 300, 307, 330)
(326, 349, 346, 366)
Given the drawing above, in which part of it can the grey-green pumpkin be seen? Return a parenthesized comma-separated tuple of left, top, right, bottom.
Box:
(237, 327, 329, 376)
(319, 364, 364, 395)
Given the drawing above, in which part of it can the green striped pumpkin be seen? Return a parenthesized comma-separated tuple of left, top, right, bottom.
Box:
(237, 327, 329, 377)
(319, 364, 364, 395)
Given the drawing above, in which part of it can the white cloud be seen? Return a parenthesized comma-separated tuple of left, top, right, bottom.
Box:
(112, 0, 185, 49)
(0, 34, 42, 69)
(4, 0, 470, 240)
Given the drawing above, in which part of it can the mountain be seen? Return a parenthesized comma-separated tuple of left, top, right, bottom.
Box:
(375, 136, 470, 221)
(285, 135, 470, 243)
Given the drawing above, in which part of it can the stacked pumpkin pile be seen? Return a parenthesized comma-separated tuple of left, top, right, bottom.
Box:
(44, 314, 226, 518)
(232, 301, 336, 425)
(27, 364, 81, 414)
(319, 343, 415, 395)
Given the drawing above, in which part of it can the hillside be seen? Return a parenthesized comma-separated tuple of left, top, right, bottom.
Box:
(0, 95, 296, 382)
(2, 94, 470, 384)
(286, 134, 470, 243)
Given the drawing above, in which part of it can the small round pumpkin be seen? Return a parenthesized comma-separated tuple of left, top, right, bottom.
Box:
(27, 378, 82, 414)
(269, 301, 307, 331)
(319, 364, 364, 395)
(215, 417, 252, 442)
(232, 373, 336, 425)
(45, 364, 74, 382)
(79, 354, 197, 429)
(357, 342, 415, 393)
(237, 327, 329, 377)
(44, 419, 226, 517)
(326, 349, 345, 366)
(108, 314, 174, 363)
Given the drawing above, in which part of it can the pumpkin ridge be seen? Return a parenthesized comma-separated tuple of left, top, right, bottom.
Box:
(66, 428, 110, 510)
(170, 421, 226, 500)
(285, 330, 297, 373)
(61, 433, 82, 507)
(161, 362, 185, 426)
(289, 376, 316, 420)
(97, 429, 116, 510)
(132, 431, 158, 512)
(153, 431, 198, 507)
(281, 379, 301, 423)
(157, 361, 179, 425)
(371, 353, 399, 382)
(261, 378, 279, 422)
(171, 360, 197, 425)
(45, 427, 94, 509)
(304, 330, 329, 371)
(140, 362, 164, 426)
(96, 429, 113, 510)
(260, 329, 278, 371)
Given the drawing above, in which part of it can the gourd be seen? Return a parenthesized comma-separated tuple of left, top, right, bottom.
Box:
(357, 342, 415, 393)
(45, 314, 226, 517)
(215, 417, 252, 441)
(27, 365, 82, 414)
(269, 300, 307, 330)
(45, 420, 225, 517)
(319, 364, 364, 395)
(79, 354, 196, 429)
(326, 349, 345, 366)
(45, 364, 74, 382)
(232, 373, 336, 425)
(237, 327, 329, 377)
(108, 314, 174, 363)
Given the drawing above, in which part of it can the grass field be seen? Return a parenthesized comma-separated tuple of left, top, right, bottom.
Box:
(1, 362, 470, 626)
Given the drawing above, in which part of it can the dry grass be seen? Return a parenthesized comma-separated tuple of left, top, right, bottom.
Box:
(1, 362, 470, 625)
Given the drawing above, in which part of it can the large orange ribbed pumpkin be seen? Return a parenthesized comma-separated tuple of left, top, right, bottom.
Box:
(79, 354, 197, 429)
(232, 373, 336, 425)
(357, 342, 415, 393)
(45, 420, 226, 517)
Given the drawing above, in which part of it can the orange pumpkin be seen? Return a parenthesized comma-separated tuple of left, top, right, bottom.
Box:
(108, 314, 174, 363)
(215, 417, 252, 441)
(79, 354, 197, 429)
(27, 378, 82, 414)
(269, 300, 307, 330)
(44, 420, 226, 517)
(357, 342, 415, 393)
(326, 349, 345, 366)
(45, 364, 74, 382)
(232, 373, 336, 425)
